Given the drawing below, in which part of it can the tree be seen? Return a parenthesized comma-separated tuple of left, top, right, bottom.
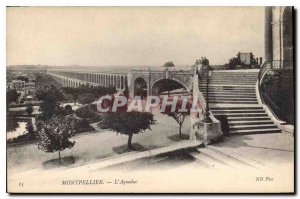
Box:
(161, 99, 191, 139)
(163, 61, 175, 68)
(78, 93, 95, 105)
(7, 89, 20, 104)
(26, 105, 34, 116)
(64, 105, 73, 114)
(35, 84, 65, 101)
(36, 82, 66, 121)
(75, 104, 98, 118)
(62, 85, 117, 104)
(36, 115, 76, 163)
(39, 97, 58, 121)
(6, 118, 19, 132)
(98, 111, 155, 150)
(16, 76, 29, 82)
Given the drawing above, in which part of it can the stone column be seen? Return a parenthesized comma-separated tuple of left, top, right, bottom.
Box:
(265, 6, 273, 62)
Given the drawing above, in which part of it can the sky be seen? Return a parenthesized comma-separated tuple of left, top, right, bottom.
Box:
(7, 7, 265, 67)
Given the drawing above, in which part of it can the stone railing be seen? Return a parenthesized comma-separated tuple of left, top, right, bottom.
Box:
(258, 61, 293, 122)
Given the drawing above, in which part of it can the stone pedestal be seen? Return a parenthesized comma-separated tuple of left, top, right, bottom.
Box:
(193, 114, 223, 146)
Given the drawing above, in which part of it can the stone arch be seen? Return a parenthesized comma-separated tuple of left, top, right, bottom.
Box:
(110, 76, 113, 86)
(151, 77, 190, 96)
(121, 76, 124, 89)
(124, 76, 128, 89)
(134, 77, 147, 98)
(113, 76, 117, 87)
(117, 76, 120, 89)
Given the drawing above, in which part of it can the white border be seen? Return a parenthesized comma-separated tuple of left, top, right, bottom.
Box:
(1, 0, 298, 198)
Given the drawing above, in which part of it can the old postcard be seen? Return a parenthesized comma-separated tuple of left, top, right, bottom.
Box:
(6, 6, 294, 193)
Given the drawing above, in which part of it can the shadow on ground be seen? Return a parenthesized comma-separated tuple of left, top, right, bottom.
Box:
(106, 149, 196, 171)
(112, 143, 148, 154)
(43, 156, 75, 169)
(167, 134, 189, 142)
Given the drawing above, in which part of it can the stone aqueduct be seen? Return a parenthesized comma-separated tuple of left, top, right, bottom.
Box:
(47, 69, 194, 97)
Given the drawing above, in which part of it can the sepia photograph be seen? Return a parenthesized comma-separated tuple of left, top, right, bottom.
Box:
(6, 6, 294, 193)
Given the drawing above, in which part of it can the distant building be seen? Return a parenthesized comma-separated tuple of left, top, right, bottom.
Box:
(7, 80, 25, 91)
(238, 52, 254, 66)
(23, 82, 36, 95)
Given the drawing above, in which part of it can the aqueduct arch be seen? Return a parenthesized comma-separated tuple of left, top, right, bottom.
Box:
(151, 78, 189, 96)
(134, 77, 147, 98)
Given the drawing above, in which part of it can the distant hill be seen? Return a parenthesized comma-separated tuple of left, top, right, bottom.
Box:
(6, 64, 194, 72)
(7, 65, 48, 71)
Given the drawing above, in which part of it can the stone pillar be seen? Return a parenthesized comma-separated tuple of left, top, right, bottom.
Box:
(265, 6, 273, 62)
(190, 69, 223, 145)
(127, 72, 134, 98)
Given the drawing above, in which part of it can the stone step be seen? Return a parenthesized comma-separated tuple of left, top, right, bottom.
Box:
(201, 77, 257, 80)
(200, 90, 256, 97)
(229, 128, 281, 135)
(204, 93, 257, 97)
(204, 95, 257, 99)
(210, 76, 258, 79)
(200, 90, 256, 95)
(199, 84, 256, 88)
(212, 73, 258, 76)
(201, 82, 257, 85)
(210, 106, 263, 110)
(188, 151, 214, 169)
(226, 116, 271, 121)
(212, 109, 265, 114)
(228, 120, 274, 125)
(209, 77, 258, 79)
(200, 79, 257, 82)
(199, 85, 255, 93)
(195, 148, 251, 169)
(200, 81, 257, 84)
(205, 97, 258, 101)
(203, 91, 256, 95)
(229, 124, 278, 130)
(188, 150, 233, 169)
(214, 112, 267, 117)
(199, 84, 255, 88)
(199, 86, 255, 93)
(207, 146, 266, 169)
(209, 101, 258, 104)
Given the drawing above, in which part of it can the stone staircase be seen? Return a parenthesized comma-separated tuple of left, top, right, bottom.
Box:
(199, 70, 281, 136)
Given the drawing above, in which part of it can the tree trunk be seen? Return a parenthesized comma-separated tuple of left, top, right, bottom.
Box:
(179, 124, 182, 139)
(58, 150, 62, 164)
(127, 134, 133, 150)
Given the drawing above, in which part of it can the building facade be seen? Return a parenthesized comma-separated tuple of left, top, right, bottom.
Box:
(265, 6, 293, 69)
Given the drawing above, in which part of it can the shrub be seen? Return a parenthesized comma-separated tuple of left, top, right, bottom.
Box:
(75, 105, 98, 119)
